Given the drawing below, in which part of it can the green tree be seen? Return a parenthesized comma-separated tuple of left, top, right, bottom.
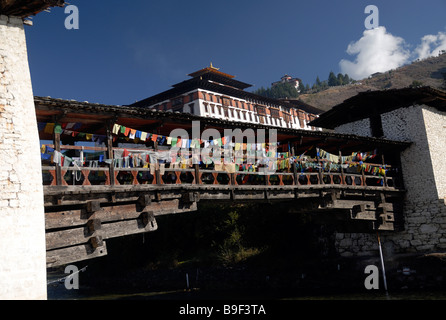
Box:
(410, 80, 423, 88)
(320, 80, 328, 90)
(336, 73, 344, 85)
(298, 81, 306, 93)
(328, 71, 338, 86)
(252, 82, 300, 99)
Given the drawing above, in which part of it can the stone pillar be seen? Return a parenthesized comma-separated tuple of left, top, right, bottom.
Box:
(0, 15, 47, 300)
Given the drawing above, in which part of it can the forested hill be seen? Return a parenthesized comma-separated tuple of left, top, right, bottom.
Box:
(253, 53, 446, 112)
(299, 53, 446, 112)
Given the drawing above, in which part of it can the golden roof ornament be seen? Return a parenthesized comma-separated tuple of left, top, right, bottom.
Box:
(210, 62, 220, 71)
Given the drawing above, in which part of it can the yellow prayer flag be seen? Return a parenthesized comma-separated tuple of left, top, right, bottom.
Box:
(44, 123, 55, 134)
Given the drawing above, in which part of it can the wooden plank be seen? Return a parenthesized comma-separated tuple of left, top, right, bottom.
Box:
(266, 191, 295, 200)
(43, 145, 108, 152)
(86, 200, 101, 214)
(42, 179, 402, 195)
(42, 183, 404, 207)
(45, 199, 198, 230)
(328, 199, 376, 210)
(46, 242, 108, 269)
(46, 226, 99, 251)
(101, 217, 157, 239)
(46, 215, 158, 251)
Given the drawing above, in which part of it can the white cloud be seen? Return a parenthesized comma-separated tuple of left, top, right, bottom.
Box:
(414, 31, 446, 60)
(339, 26, 411, 80)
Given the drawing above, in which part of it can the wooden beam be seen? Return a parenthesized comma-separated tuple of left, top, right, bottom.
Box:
(181, 192, 200, 204)
(45, 199, 198, 230)
(137, 194, 151, 211)
(53, 125, 62, 186)
(140, 211, 155, 228)
(86, 219, 101, 235)
(46, 242, 108, 269)
(46, 216, 158, 251)
(106, 120, 116, 186)
(86, 200, 101, 215)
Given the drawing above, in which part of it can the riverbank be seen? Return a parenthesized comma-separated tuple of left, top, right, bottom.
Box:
(48, 251, 446, 300)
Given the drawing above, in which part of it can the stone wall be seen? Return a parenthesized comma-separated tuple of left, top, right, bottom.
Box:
(336, 117, 371, 137)
(381, 105, 445, 202)
(422, 107, 446, 200)
(0, 15, 47, 300)
(333, 104, 446, 258)
(336, 199, 446, 257)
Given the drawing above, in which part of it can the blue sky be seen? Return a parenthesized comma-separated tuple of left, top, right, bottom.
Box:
(25, 0, 446, 106)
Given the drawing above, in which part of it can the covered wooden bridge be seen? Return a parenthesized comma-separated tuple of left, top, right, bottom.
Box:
(35, 96, 410, 267)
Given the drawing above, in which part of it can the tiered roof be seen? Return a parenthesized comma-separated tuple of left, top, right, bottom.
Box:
(130, 64, 324, 115)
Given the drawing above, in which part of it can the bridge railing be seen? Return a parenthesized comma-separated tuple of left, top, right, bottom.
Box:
(42, 165, 399, 189)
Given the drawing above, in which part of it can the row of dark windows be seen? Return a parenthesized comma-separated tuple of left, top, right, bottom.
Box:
(203, 102, 312, 128)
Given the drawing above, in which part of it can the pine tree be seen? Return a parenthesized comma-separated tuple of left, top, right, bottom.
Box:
(328, 71, 337, 87)
(253, 82, 299, 99)
(337, 73, 344, 86)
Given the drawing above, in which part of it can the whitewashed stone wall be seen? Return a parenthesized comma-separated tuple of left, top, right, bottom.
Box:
(333, 104, 446, 257)
(0, 15, 47, 300)
(336, 118, 371, 137)
(422, 107, 446, 200)
(381, 105, 442, 201)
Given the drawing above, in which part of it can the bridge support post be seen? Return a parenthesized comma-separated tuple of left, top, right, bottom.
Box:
(106, 120, 116, 186)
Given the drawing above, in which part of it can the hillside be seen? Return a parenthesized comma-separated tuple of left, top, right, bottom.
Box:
(299, 53, 446, 112)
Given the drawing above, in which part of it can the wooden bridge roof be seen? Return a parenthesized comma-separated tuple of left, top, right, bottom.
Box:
(0, 0, 64, 18)
(35, 96, 411, 155)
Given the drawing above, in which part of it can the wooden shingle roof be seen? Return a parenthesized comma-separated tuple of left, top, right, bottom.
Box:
(0, 0, 64, 18)
(309, 86, 446, 129)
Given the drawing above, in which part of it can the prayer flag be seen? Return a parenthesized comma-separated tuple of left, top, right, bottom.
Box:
(112, 124, 120, 135)
(44, 123, 55, 134)
(54, 123, 63, 134)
